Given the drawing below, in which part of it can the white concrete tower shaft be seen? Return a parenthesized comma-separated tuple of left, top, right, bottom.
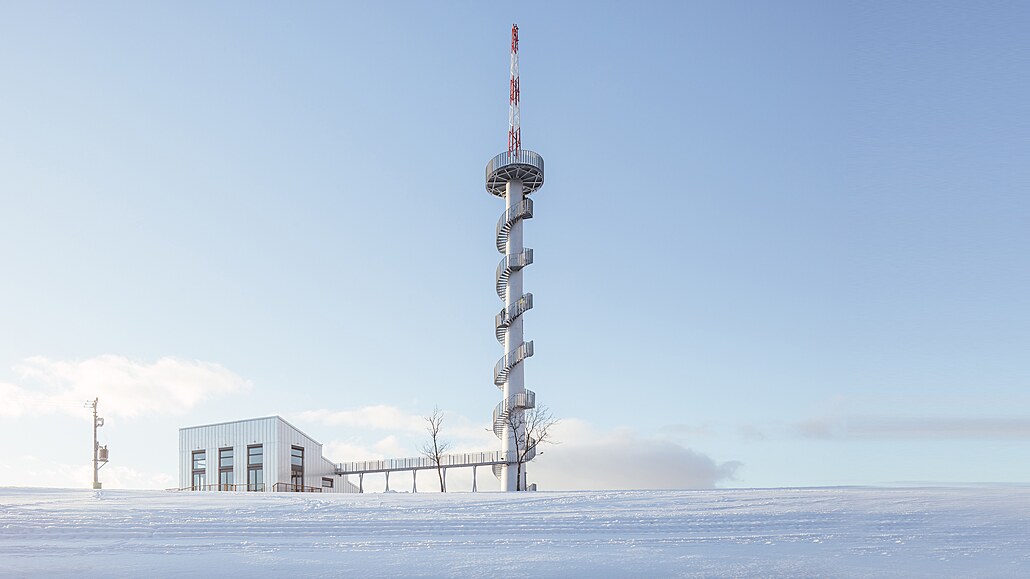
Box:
(502, 178, 525, 491)
(485, 23, 544, 491)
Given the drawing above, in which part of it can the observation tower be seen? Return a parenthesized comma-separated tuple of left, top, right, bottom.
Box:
(486, 24, 544, 492)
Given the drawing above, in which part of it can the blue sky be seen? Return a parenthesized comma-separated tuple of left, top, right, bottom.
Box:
(0, 1, 1027, 490)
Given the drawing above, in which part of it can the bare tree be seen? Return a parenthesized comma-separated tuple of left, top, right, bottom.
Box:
(502, 404, 559, 491)
(419, 406, 450, 492)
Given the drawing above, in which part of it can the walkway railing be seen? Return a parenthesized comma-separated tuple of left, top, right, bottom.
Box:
(335, 451, 507, 475)
(335, 450, 517, 493)
(271, 483, 322, 493)
(170, 483, 331, 493)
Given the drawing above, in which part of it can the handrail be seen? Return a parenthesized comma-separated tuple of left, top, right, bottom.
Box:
(335, 451, 507, 475)
(493, 341, 534, 387)
(271, 483, 322, 493)
(486, 149, 544, 176)
(172, 483, 331, 493)
(485, 149, 545, 197)
(525, 438, 537, 462)
(174, 483, 265, 492)
(492, 390, 536, 436)
(495, 249, 533, 300)
(495, 198, 534, 253)
(495, 293, 533, 343)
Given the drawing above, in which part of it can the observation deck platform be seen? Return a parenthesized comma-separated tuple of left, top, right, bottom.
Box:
(485, 150, 545, 197)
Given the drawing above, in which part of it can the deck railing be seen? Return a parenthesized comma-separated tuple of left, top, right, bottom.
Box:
(486, 149, 545, 177)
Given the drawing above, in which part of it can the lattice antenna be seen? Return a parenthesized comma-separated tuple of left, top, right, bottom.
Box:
(508, 24, 521, 155)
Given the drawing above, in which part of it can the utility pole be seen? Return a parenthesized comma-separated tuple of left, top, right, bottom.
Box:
(85, 398, 108, 489)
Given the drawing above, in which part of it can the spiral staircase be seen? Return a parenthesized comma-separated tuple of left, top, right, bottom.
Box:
(485, 150, 544, 483)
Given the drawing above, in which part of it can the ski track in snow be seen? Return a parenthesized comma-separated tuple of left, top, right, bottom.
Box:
(0, 487, 1027, 577)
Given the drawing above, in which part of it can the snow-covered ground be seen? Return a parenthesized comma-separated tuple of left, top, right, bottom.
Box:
(0, 486, 1027, 577)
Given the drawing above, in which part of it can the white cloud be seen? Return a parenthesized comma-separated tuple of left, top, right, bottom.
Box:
(0, 455, 175, 489)
(1, 355, 251, 418)
(298, 405, 427, 433)
(373, 435, 410, 458)
(659, 422, 716, 438)
(305, 405, 740, 491)
(323, 441, 384, 462)
(850, 416, 1030, 439)
(298, 406, 498, 449)
(736, 423, 767, 441)
(533, 419, 741, 490)
(795, 415, 1030, 440)
(794, 417, 839, 439)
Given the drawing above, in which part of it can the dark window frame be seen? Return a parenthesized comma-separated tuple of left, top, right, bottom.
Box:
(290, 446, 304, 488)
(247, 444, 263, 491)
(192, 450, 206, 471)
(191, 450, 207, 489)
(247, 444, 263, 465)
(322, 477, 333, 489)
(218, 447, 234, 490)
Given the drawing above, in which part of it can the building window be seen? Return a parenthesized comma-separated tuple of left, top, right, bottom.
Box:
(219, 447, 234, 490)
(290, 446, 304, 490)
(322, 477, 333, 489)
(191, 450, 206, 490)
(247, 445, 263, 491)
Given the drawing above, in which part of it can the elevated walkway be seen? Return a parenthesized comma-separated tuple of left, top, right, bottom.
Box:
(335, 451, 511, 493)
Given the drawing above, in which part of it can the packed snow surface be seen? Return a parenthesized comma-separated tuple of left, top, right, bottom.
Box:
(0, 486, 1027, 577)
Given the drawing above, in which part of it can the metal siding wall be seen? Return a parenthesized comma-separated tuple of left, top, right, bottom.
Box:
(178, 417, 358, 492)
(277, 420, 290, 488)
(179, 417, 278, 491)
(178, 429, 186, 489)
(275, 417, 337, 490)
(263, 420, 278, 489)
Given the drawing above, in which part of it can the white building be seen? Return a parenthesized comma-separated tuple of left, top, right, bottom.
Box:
(178, 416, 358, 493)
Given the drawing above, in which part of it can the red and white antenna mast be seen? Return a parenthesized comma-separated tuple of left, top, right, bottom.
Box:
(508, 24, 521, 156)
